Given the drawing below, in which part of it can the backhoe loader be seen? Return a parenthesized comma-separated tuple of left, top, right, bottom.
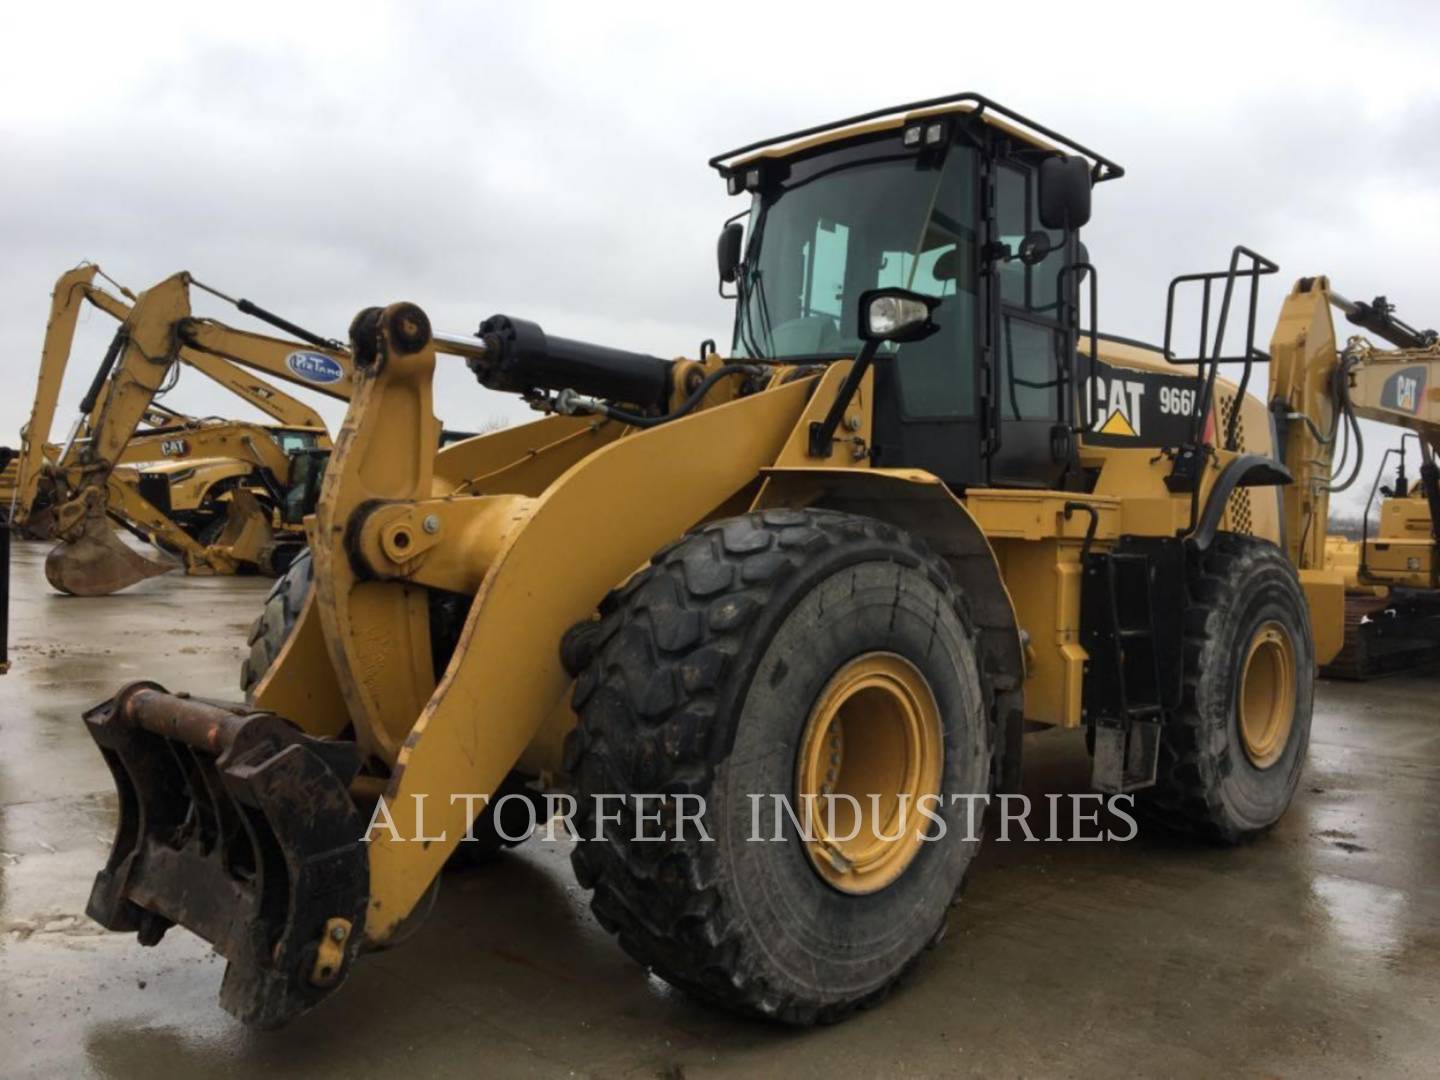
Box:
(106, 416, 331, 577)
(8, 264, 354, 595)
(82, 93, 1383, 1029)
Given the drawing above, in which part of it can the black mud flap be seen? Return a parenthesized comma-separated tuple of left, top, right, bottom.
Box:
(85, 682, 370, 1028)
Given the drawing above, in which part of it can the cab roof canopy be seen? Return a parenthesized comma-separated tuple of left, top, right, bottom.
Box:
(709, 91, 1124, 187)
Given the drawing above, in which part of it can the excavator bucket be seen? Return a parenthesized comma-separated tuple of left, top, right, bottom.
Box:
(45, 511, 173, 596)
(211, 486, 273, 564)
(20, 504, 57, 541)
(84, 682, 370, 1027)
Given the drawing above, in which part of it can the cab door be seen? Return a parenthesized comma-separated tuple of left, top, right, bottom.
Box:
(984, 156, 1076, 487)
(869, 142, 987, 487)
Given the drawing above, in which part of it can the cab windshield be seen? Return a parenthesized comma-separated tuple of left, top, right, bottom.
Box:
(270, 430, 320, 454)
(734, 141, 975, 362)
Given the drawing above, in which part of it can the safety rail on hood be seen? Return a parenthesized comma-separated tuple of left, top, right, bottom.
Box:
(1162, 245, 1280, 454)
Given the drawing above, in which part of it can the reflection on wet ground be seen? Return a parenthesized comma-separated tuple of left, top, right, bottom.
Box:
(1, 539, 1437, 1077)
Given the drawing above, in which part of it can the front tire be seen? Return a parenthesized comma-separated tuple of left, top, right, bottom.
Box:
(239, 549, 540, 863)
(240, 549, 313, 697)
(566, 509, 990, 1024)
(1141, 534, 1313, 842)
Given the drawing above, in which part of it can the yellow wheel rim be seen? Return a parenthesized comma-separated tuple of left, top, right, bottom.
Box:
(794, 652, 944, 895)
(1238, 620, 1297, 769)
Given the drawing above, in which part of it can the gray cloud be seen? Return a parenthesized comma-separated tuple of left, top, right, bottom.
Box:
(3, 1, 1437, 511)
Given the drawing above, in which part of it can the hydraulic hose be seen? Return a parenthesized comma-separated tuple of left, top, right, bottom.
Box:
(1324, 348, 1364, 494)
(581, 364, 763, 428)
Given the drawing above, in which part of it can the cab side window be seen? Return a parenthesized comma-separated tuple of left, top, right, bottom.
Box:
(995, 163, 1063, 422)
(999, 313, 1059, 420)
(996, 165, 1065, 315)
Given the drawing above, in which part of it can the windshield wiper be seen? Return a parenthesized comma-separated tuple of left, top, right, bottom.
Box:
(735, 268, 763, 358)
(748, 266, 777, 358)
(736, 259, 779, 360)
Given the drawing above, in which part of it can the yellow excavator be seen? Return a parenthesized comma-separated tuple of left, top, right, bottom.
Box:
(7, 264, 354, 595)
(72, 93, 1416, 1029)
(1298, 303, 1440, 677)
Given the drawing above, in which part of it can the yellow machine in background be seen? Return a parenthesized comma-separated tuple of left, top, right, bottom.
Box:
(1296, 312, 1440, 676)
(7, 264, 353, 594)
(0, 448, 23, 516)
(72, 93, 1401, 1030)
(108, 418, 332, 577)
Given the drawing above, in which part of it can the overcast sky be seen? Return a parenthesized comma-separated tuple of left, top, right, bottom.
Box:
(5, 0, 1439, 512)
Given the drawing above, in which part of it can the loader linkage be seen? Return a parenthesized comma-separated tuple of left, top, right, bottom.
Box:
(84, 682, 369, 1027)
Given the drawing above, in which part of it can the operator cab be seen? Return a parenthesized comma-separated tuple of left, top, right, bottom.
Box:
(714, 94, 1117, 490)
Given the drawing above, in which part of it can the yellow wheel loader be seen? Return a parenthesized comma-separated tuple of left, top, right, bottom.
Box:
(81, 93, 1390, 1028)
(7, 264, 354, 595)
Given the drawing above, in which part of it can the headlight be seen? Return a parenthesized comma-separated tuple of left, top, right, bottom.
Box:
(859, 289, 940, 344)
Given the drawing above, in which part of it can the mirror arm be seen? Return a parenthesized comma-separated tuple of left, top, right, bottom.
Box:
(808, 339, 882, 458)
(981, 240, 1012, 268)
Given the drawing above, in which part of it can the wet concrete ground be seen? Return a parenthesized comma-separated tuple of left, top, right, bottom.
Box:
(1, 536, 1437, 1078)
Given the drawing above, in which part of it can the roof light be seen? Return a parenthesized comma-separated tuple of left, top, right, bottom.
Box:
(721, 159, 789, 195)
(902, 124, 923, 147)
(924, 121, 947, 146)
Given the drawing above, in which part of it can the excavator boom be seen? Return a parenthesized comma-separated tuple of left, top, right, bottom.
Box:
(1267, 279, 1440, 676)
(8, 265, 354, 598)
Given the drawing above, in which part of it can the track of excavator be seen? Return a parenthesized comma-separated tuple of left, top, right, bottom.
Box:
(1321, 591, 1440, 679)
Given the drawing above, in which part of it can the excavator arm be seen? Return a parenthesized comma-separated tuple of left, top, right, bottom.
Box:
(1267, 277, 1440, 674)
(10, 266, 353, 595)
(12, 265, 104, 524)
(13, 266, 352, 524)
(81, 280, 334, 430)
(1270, 278, 1440, 558)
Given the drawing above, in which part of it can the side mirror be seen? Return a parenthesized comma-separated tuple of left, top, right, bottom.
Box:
(717, 222, 744, 284)
(859, 288, 940, 344)
(1017, 230, 1054, 266)
(1038, 155, 1092, 230)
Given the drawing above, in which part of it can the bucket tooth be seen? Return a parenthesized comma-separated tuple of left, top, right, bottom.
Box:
(85, 682, 370, 1027)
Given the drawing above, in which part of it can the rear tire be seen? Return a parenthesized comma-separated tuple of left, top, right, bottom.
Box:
(1141, 534, 1313, 843)
(566, 509, 990, 1024)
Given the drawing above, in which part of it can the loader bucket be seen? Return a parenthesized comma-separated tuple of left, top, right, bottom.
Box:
(85, 682, 370, 1027)
(45, 513, 173, 595)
